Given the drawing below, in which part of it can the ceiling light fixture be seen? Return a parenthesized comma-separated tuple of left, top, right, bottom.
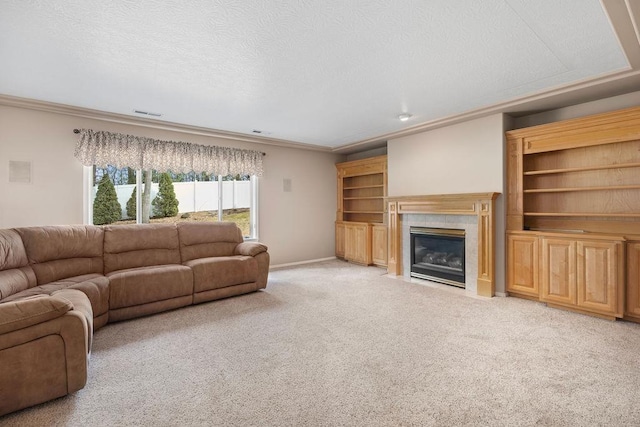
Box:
(398, 113, 413, 122)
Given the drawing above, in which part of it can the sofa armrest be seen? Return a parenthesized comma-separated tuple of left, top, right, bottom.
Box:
(0, 294, 73, 335)
(0, 298, 89, 416)
(234, 242, 268, 257)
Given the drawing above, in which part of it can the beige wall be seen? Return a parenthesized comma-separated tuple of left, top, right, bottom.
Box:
(0, 105, 341, 265)
(387, 113, 507, 294)
(388, 114, 505, 197)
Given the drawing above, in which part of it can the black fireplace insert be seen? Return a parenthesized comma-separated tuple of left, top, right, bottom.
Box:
(410, 227, 465, 288)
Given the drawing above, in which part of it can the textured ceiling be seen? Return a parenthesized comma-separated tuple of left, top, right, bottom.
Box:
(0, 0, 632, 149)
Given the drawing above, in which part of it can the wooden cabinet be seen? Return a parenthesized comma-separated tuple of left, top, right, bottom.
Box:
(336, 155, 387, 266)
(539, 236, 623, 317)
(344, 222, 372, 265)
(505, 106, 640, 320)
(626, 242, 640, 321)
(508, 232, 624, 318)
(506, 233, 538, 298)
(371, 225, 388, 267)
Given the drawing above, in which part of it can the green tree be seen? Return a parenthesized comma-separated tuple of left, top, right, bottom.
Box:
(127, 167, 136, 184)
(93, 175, 122, 225)
(152, 172, 179, 218)
(126, 187, 137, 219)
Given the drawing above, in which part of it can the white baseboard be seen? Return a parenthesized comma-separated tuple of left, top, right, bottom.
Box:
(495, 292, 508, 297)
(270, 257, 337, 270)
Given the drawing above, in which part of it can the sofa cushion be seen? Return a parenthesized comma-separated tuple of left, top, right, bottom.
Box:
(15, 226, 104, 285)
(107, 265, 193, 309)
(0, 268, 37, 301)
(177, 222, 243, 262)
(185, 256, 257, 293)
(51, 289, 94, 351)
(0, 230, 36, 299)
(0, 294, 72, 335)
(65, 276, 110, 321)
(0, 229, 29, 270)
(103, 224, 181, 274)
(0, 273, 109, 321)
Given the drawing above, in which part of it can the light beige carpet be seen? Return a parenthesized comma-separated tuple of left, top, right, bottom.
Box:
(2, 260, 640, 426)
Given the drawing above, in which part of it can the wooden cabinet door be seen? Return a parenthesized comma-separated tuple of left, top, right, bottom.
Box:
(335, 222, 345, 258)
(507, 234, 539, 297)
(576, 240, 622, 316)
(541, 238, 576, 306)
(627, 242, 640, 318)
(344, 224, 357, 261)
(371, 225, 387, 267)
(344, 223, 372, 265)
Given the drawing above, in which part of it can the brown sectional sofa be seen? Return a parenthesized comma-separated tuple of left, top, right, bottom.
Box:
(0, 222, 269, 416)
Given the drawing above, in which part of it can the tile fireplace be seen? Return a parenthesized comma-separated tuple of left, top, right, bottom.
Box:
(387, 193, 499, 297)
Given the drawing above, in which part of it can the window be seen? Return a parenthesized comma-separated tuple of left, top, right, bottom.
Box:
(85, 166, 258, 239)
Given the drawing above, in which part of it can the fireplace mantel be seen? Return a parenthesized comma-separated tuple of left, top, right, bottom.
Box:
(387, 192, 500, 297)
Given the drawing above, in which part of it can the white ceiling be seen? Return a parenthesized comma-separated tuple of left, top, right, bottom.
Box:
(0, 0, 638, 152)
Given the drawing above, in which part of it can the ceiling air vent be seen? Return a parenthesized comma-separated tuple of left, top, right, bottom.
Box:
(133, 110, 162, 117)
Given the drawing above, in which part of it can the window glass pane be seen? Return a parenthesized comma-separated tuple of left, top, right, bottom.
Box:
(146, 171, 219, 224)
(221, 174, 252, 238)
(92, 166, 136, 225)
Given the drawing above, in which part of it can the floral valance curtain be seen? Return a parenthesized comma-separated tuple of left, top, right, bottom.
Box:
(74, 129, 264, 177)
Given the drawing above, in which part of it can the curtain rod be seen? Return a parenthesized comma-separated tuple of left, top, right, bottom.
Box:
(73, 129, 266, 156)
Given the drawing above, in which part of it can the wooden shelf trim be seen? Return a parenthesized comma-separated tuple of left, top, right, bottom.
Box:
(344, 210, 384, 214)
(524, 185, 640, 193)
(523, 162, 640, 176)
(508, 230, 627, 241)
(343, 184, 384, 190)
(524, 212, 640, 218)
(343, 196, 384, 200)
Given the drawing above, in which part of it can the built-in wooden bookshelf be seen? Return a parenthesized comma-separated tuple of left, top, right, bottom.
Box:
(505, 106, 640, 321)
(341, 172, 385, 223)
(336, 155, 387, 266)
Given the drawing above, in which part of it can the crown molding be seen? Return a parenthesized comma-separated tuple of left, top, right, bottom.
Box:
(0, 94, 334, 154)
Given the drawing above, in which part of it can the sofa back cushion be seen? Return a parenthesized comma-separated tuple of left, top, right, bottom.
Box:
(103, 224, 181, 273)
(177, 222, 243, 262)
(15, 226, 103, 286)
(0, 229, 36, 299)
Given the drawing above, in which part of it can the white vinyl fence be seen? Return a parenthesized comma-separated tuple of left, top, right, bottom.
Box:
(94, 181, 251, 219)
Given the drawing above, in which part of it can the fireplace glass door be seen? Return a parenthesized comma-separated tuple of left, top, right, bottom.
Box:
(410, 227, 465, 288)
